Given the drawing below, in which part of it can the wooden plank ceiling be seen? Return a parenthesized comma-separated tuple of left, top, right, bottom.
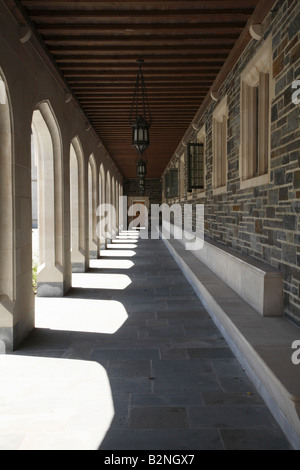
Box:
(19, 0, 260, 179)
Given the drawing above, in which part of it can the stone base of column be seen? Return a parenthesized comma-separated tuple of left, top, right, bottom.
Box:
(0, 327, 13, 353)
(72, 262, 88, 273)
(89, 250, 99, 259)
(37, 281, 66, 297)
(0, 306, 34, 353)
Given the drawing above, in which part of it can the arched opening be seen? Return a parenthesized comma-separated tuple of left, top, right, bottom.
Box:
(106, 170, 112, 243)
(115, 178, 119, 234)
(99, 163, 106, 250)
(111, 175, 116, 240)
(0, 71, 15, 351)
(119, 181, 124, 232)
(88, 154, 99, 260)
(70, 137, 87, 273)
(31, 102, 64, 297)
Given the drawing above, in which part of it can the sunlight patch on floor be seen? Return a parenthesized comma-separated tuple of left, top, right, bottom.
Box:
(35, 297, 128, 334)
(116, 231, 140, 240)
(107, 243, 137, 250)
(0, 355, 114, 450)
(89, 259, 134, 270)
(72, 272, 132, 290)
(111, 239, 139, 244)
(100, 249, 136, 257)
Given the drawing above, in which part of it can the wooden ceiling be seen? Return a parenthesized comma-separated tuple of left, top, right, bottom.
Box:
(18, 0, 261, 179)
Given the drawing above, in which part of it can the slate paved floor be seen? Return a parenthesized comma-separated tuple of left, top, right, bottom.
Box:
(4, 231, 292, 450)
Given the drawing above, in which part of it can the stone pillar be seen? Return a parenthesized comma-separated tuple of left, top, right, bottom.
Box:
(105, 170, 112, 245)
(70, 138, 89, 273)
(98, 164, 106, 250)
(32, 105, 66, 297)
(88, 156, 100, 259)
(0, 74, 20, 351)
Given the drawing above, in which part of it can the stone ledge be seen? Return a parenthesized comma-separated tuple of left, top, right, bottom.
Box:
(181, 233, 282, 317)
(161, 234, 300, 450)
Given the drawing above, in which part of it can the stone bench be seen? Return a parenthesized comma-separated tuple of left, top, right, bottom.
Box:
(169, 225, 283, 316)
(160, 230, 300, 449)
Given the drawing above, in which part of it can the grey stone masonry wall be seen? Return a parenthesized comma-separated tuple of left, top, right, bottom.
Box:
(163, 0, 300, 326)
(123, 178, 162, 207)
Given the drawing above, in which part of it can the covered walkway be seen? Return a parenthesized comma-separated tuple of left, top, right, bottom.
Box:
(0, 231, 291, 450)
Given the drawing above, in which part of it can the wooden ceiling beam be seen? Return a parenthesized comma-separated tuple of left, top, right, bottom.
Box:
(70, 82, 211, 87)
(92, 119, 194, 123)
(37, 23, 246, 33)
(50, 49, 232, 58)
(22, 1, 259, 10)
(55, 54, 229, 63)
(28, 11, 253, 24)
(48, 42, 236, 53)
(60, 63, 224, 71)
(68, 76, 216, 83)
(14, 0, 261, 179)
(74, 89, 209, 94)
(44, 34, 240, 46)
(64, 72, 220, 79)
(80, 97, 204, 102)
(89, 115, 197, 119)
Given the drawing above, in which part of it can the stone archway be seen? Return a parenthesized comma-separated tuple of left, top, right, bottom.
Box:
(0, 71, 15, 351)
(31, 102, 64, 296)
(105, 169, 112, 243)
(70, 137, 88, 273)
(88, 154, 100, 260)
(98, 163, 106, 250)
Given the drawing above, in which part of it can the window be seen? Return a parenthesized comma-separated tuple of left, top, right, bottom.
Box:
(165, 168, 178, 199)
(187, 143, 204, 191)
(171, 168, 179, 198)
(213, 96, 228, 194)
(240, 35, 273, 189)
(180, 153, 185, 198)
(165, 172, 171, 199)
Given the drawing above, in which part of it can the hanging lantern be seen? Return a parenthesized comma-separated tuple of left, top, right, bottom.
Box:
(132, 116, 150, 156)
(138, 176, 145, 196)
(129, 59, 152, 157)
(137, 157, 147, 178)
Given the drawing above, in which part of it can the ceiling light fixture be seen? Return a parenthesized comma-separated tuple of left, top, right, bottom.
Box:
(129, 59, 152, 196)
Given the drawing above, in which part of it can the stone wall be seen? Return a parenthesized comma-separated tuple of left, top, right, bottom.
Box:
(163, 0, 300, 326)
(123, 178, 162, 207)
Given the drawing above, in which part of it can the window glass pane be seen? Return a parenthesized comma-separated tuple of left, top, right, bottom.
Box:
(188, 143, 204, 190)
(171, 169, 179, 197)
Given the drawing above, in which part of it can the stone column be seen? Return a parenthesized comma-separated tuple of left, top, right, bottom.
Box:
(88, 156, 100, 259)
(70, 138, 89, 273)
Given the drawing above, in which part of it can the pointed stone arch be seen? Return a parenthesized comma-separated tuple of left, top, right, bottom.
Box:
(31, 101, 65, 296)
(98, 163, 106, 250)
(70, 136, 88, 273)
(111, 175, 116, 240)
(119, 180, 125, 232)
(99, 163, 106, 207)
(106, 169, 112, 242)
(115, 176, 120, 233)
(88, 154, 100, 259)
(0, 70, 16, 351)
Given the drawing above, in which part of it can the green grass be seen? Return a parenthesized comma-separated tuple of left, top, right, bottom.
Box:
(32, 258, 38, 294)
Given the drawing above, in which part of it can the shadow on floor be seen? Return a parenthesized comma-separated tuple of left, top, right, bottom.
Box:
(6, 235, 293, 450)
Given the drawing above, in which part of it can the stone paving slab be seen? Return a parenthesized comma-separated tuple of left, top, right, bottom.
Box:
(100, 428, 224, 450)
(1, 235, 292, 450)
